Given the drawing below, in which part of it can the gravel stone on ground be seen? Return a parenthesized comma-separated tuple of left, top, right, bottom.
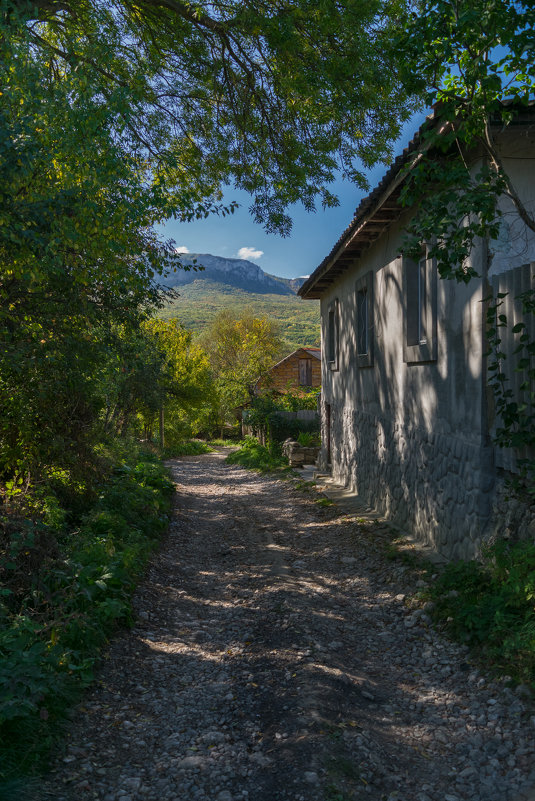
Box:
(38, 450, 535, 801)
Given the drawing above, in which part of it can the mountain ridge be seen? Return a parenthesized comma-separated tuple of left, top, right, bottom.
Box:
(164, 252, 306, 295)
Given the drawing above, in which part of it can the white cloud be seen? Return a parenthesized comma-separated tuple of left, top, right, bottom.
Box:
(174, 246, 190, 254)
(237, 246, 264, 261)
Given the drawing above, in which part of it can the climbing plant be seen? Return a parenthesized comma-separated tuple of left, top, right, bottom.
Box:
(396, 0, 535, 495)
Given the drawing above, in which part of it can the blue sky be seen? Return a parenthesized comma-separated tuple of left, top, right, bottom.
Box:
(158, 114, 427, 280)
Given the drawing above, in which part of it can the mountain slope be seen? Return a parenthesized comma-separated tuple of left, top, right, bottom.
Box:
(159, 279, 320, 350)
(265, 273, 308, 293)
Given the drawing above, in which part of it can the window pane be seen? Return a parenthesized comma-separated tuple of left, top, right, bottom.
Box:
(328, 309, 335, 361)
(299, 358, 312, 385)
(418, 257, 427, 344)
(406, 259, 419, 346)
(357, 288, 368, 355)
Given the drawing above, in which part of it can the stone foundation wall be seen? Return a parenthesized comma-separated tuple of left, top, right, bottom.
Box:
(319, 400, 497, 560)
(281, 439, 320, 467)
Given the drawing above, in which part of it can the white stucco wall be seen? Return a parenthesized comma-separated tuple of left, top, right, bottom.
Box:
(321, 210, 488, 437)
(319, 211, 494, 559)
(316, 127, 535, 559)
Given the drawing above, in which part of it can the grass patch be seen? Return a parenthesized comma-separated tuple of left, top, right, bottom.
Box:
(207, 438, 238, 447)
(0, 449, 174, 788)
(326, 755, 360, 781)
(294, 479, 316, 492)
(164, 439, 213, 457)
(225, 437, 291, 473)
(427, 539, 535, 686)
(316, 497, 334, 507)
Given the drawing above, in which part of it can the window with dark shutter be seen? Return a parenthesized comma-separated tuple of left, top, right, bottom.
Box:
(357, 288, 368, 355)
(406, 255, 427, 346)
(299, 358, 312, 386)
(327, 299, 339, 370)
(355, 271, 373, 367)
(403, 249, 437, 363)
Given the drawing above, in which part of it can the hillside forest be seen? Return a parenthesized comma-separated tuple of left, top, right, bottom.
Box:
(159, 280, 321, 351)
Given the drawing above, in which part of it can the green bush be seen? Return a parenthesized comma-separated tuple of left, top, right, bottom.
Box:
(164, 440, 213, 457)
(226, 437, 290, 472)
(428, 539, 535, 685)
(267, 413, 320, 445)
(243, 391, 320, 448)
(297, 431, 320, 447)
(0, 452, 174, 785)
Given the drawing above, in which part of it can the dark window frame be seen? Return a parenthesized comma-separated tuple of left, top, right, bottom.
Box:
(403, 248, 437, 364)
(355, 271, 374, 368)
(299, 357, 313, 386)
(327, 298, 340, 371)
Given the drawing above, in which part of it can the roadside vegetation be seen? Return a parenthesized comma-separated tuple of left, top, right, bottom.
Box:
(425, 541, 535, 687)
(0, 442, 174, 789)
(227, 387, 321, 473)
(243, 388, 321, 443)
(226, 437, 292, 473)
(361, 522, 535, 690)
(165, 441, 214, 457)
(227, 388, 322, 474)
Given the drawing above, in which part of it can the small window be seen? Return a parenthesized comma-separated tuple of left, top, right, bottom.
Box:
(357, 288, 368, 354)
(403, 249, 437, 363)
(356, 271, 374, 367)
(299, 358, 312, 386)
(327, 299, 339, 370)
(406, 254, 427, 346)
(328, 309, 336, 361)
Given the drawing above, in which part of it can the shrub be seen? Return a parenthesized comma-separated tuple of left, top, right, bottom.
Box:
(164, 440, 213, 457)
(428, 539, 535, 684)
(266, 412, 320, 445)
(243, 390, 320, 448)
(0, 452, 174, 786)
(226, 437, 290, 473)
(297, 431, 320, 447)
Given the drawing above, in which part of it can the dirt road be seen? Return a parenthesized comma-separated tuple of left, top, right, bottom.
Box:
(40, 451, 535, 801)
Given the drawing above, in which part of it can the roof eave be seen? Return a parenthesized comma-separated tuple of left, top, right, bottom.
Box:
(298, 112, 447, 300)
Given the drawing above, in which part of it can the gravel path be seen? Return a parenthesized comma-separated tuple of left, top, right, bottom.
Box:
(40, 451, 535, 801)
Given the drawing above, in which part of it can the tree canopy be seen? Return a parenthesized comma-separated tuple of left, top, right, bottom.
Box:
(10, 0, 415, 234)
(201, 311, 283, 424)
(398, 0, 535, 280)
(0, 0, 417, 488)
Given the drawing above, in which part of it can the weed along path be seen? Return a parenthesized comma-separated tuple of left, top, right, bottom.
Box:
(41, 451, 535, 801)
